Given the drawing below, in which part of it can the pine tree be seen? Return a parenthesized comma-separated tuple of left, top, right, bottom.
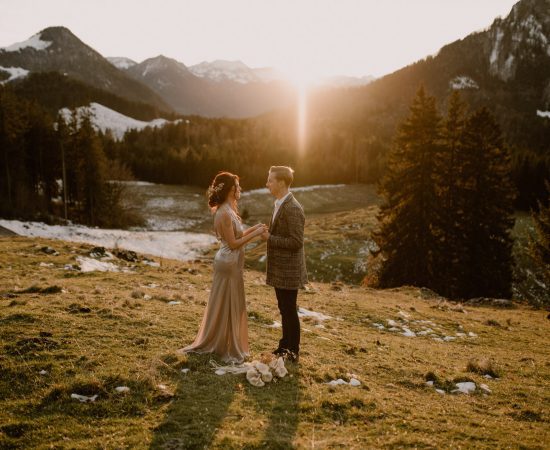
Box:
(75, 114, 107, 226)
(373, 86, 442, 289)
(433, 91, 468, 298)
(459, 107, 515, 298)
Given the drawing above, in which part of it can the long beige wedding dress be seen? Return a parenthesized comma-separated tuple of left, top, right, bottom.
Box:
(179, 203, 249, 363)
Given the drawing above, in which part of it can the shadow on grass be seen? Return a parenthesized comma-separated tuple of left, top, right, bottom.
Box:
(150, 354, 300, 449)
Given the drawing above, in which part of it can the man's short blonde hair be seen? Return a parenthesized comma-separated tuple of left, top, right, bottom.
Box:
(269, 166, 294, 186)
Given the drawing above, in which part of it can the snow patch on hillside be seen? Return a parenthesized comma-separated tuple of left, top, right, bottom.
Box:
(107, 57, 137, 70)
(0, 220, 216, 262)
(59, 103, 179, 140)
(450, 76, 479, 90)
(0, 66, 29, 84)
(3, 32, 52, 52)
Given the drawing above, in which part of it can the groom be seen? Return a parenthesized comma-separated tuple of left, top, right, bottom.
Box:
(262, 166, 308, 363)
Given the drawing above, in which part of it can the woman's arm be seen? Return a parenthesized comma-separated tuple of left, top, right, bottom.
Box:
(218, 212, 264, 250)
(242, 223, 264, 237)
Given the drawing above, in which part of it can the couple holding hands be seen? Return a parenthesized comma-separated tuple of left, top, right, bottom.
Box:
(178, 166, 308, 364)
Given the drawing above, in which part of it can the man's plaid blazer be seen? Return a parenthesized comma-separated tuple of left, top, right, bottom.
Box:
(266, 193, 308, 289)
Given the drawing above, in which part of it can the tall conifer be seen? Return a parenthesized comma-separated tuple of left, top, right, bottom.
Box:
(374, 86, 442, 288)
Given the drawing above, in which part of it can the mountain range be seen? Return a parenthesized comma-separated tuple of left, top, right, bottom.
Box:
(0, 29, 373, 118)
(0, 0, 549, 156)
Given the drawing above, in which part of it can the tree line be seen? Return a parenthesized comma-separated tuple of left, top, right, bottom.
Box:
(0, 86, 138, 228)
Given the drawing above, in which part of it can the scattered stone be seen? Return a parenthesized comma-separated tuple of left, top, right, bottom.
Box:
(479, 384, 492, 394)
(402, 328, 416, 337)
(114, 249, 139, 262)
(435, 389, 446, 395)
(115, 386, 130, 393)
(143, 258, 160, 267)
(167, 301, 181, 305)
(71, 393, 98, 402)
(67, 303, 92, 314)
(181, 368, 190, 374)
(453, 382, 476, 394)
(39, 370, 48, 375)
(89, 247, 109, 258)
(40, 246, 58, 256)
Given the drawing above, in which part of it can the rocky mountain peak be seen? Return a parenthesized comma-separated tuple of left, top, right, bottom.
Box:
(487, 0, 550, 81)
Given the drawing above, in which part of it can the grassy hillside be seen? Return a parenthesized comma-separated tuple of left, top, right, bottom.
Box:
(0, 236, 548, 449)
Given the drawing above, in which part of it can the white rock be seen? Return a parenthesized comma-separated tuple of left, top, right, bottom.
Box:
(468, 332, 478, 338)
(402, 328, 416, 337)
(435, 389, 446, 395)
(115, 386, 130, 393)
(387, 319, 399, 327)
(349, 378, 361, 387)
(479, 383, 492, 394)
(39, 370, 48, 375)
(215, 369, 226, 376)
(71, 393, 98, 402)
(157, 384, 167, 390)
(426, 381, 434, 387)
(143, 294, 152, 300)
(181, 368, 190, 374)
(453, 382, 476, 394)
(167, 301, 180, 305)
(443, 336, 456, 342)
(327, 378, 348, 386)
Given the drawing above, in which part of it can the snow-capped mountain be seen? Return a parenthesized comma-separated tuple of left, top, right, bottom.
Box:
(0, 27, 170, 111)
(126, 55, 295, 117)
(189, 60, 262, 84)
(107, 56, 137, 70)
(59, 102, 179, 140)
(320, 75, 375, 87)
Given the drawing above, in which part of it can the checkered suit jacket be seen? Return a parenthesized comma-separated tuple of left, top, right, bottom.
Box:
(266, 193, 308, 289)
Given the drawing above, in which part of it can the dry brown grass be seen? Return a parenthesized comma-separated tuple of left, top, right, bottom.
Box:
(0, 236, 549, 449)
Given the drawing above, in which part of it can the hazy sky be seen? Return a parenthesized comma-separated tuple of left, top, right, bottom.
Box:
(1, 0, 518, 80)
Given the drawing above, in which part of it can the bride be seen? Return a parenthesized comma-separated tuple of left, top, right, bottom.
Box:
(178, 172, 266, 363)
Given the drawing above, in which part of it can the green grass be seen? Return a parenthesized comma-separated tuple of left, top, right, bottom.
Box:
(1, 236, 549, 448)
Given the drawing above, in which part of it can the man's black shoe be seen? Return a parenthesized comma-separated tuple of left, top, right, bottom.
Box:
(283, 351, 299, 363)
(272, 348, 287, 356)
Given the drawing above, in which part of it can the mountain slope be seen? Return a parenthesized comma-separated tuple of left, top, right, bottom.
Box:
(312, 0, 550, 155)
(127, 55, 295, 118)
(0, 27, 171, 112)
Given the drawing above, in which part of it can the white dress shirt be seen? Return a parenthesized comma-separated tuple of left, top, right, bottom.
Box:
(272, 192, 291, 223)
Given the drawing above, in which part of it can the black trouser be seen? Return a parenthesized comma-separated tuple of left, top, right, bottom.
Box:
(275, 288, 300, 355)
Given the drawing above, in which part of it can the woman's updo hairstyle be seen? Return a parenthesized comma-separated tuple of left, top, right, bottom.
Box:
(207, 172, 239, 210)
